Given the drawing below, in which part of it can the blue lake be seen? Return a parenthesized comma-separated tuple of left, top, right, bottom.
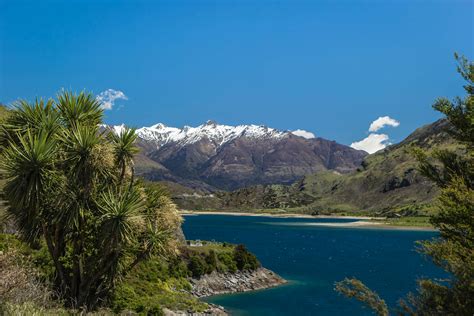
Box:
(182, 214, 444, 316)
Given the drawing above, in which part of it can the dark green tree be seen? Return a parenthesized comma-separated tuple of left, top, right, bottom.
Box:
(233, 244, 260, 271)
(205, 250, 218, 273)
(402, 53, 473, 315)
(336, 54, 474, 315)
(188, 255, 206, 278)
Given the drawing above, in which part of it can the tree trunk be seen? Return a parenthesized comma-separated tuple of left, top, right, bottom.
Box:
(43, 224, 69, 299)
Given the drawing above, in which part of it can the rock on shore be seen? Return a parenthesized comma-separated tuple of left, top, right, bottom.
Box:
(189, 267, 287, 298)
(163, 305, 227, 316)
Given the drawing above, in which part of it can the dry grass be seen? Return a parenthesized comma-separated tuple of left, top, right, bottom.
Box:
(0, 248, 54, 307)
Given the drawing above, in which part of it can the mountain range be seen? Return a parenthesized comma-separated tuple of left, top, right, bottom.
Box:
(0, 103, 457, 215)
(159, 119, 456, 215)
(112, 121, 367, 191)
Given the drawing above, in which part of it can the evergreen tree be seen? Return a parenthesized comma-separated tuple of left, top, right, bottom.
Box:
(335, 54, 474, 315)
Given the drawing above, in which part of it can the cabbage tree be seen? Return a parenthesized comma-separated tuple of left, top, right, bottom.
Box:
(0, 91, 181, 310)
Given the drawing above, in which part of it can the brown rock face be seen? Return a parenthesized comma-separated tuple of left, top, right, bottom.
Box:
(200, 135, 366, 189)
(189, 267, 286, 297)
(103, 122, 366, 191)
(138, 133, 366, 190)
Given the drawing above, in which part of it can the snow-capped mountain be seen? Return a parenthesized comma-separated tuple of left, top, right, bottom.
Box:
(106, 121, 367, 191)
(117, 120, 315, 149)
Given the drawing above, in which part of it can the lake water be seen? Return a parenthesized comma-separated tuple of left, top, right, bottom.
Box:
(182, 214, 444, 316)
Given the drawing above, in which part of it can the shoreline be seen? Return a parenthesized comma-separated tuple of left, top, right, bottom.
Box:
(180, 210, 436, 231)
(276, 220, 437, 231)
(180, 210, 381, 220)
(189, 267, 287, 298)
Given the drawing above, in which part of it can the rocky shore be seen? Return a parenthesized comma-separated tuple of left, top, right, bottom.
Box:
(165, 267, 286, 315)
(189, 267, 287, 298)
(163, 305, 227, 316)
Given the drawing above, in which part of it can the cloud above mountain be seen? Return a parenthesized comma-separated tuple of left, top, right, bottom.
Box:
(96, 89, 128, 110)
(350, 133, 390, 153)
(351, 116, 400, 154)
(369, 116, 400, 132)
(291, 129, 315, 139)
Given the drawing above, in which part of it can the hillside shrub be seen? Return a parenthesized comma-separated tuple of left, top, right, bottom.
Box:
(233, 244, 260, 271)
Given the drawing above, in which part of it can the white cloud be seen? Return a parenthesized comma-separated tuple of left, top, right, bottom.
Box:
(350, 133, 390, 154)
(368, 116, 400, 132)
(96, 89, 128, 110)
(351, 115, 400, 153)
(291, 129, 316, 139)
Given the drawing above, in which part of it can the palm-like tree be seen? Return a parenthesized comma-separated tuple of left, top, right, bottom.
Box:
(2, 130, 58, 243)
(108, 127, 139, 186)
(0, 99, 58, 148)
(56, 91, 103, 128)
(0, 91, 180, 310)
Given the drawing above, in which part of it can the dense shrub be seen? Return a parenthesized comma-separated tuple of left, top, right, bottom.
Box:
(111, 257, 207, 314)
(204, 250, 218, 273)
(233, 244, 260, 271)
(1, 233, 262, 314)
(168, 257, 190, 279)
(217, 252, 237, 273)
(184, 243, 262, 276)
(188, 255, 207, 278)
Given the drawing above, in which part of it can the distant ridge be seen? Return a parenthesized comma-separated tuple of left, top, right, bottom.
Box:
(106, 121, 367, 191)
(202, 119, 456, 215)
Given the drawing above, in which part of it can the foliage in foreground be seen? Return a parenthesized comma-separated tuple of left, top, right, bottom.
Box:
(0, 302, 71, 316)
(112, 258, 205, 314)
(0, 245, 53, 309)
(0, 233, 260, 315)
(111, 242, 259, 314)
(335, 278, 388, 316)
(0, 92, 182, 310)
(336, 54, 474, 315)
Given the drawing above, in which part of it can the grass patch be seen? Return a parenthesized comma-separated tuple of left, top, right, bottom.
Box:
(382, 216, 433, 227)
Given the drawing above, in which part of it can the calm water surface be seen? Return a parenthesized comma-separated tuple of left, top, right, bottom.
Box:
(182, 215, 443, 316)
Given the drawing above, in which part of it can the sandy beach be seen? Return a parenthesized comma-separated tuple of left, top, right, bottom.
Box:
(180, 210, 437, 231)
(180, 210, 381, 220)
(279, 221, 437, 231)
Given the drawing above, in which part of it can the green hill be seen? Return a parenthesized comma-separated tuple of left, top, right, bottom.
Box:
(298, 119, 454, 215)
(175, 119, 457, 216)
(0, 103, 456, 217)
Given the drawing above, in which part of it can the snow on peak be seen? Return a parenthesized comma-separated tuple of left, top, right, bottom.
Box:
(112, 124, 127, 135)
(128, 121, 288, 148)
(108, 121, 319, 148)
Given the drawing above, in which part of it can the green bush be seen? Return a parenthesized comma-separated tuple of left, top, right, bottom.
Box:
(111, 258, 207, 314)
(0, 234, 54, 282)
(188, 255, 206, 278)
(168, 257, 190, 279)
(204, 250, 218, 273)
(233, 244, 260, 271)
(217, 252, 237, 273)
(1, 233, 263, 314)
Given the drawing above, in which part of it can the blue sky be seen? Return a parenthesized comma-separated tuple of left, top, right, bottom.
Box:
(1, 0, 473, 150)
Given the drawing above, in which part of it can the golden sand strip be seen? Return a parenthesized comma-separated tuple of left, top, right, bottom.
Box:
(180, 211, 437, 231)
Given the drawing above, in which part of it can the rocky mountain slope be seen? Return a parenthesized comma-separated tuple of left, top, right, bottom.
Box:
(298, 119, 454, 215)
(174, 119, 456, 215)
(111, 121, 367, 190)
